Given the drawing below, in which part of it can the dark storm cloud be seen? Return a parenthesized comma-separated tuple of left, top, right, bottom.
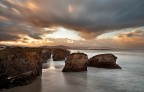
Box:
(0, 33, 20, 41)
(25, 0, 144, 38)
(1, 0, 144, 40)
(0, 21, 45, 40)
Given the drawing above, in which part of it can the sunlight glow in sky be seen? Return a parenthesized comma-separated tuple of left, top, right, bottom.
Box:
(0, 0, 144, 49)
(46, 27, 82, 40)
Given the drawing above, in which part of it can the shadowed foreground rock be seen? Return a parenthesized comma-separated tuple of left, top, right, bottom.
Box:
(88, 54, 121, 69)
(52, 49, 70, 61)
(62, 53, 88, 72)
(0, 47, 42, 89)
(41, 48, 51, 63)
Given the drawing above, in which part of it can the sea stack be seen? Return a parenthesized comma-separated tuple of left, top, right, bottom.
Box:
(52, 49, 70, 61)
(62, 53, 88, 72)
(88, 53, 121, 69)
(41, 48, 51, 63)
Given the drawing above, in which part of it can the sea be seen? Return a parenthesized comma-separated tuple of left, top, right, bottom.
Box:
(2, 50, 144, 92)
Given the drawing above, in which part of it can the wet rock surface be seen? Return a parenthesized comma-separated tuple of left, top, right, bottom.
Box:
(52, 49, 70, 61)
(0, 47, 42, 89)
(88, 54, 121, 69)
(62, 53, 88, 72)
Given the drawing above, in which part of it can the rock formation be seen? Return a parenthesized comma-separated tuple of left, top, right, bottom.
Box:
(41, 48, 51, 63)
(52, 49, 70, 61)
(62, 53, 88, 72)
(0, 47, 42, 89)
(88, 53, 121, 69)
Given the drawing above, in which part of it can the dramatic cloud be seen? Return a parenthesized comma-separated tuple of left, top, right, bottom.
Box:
(1, 0, 144, 39)
(0, 21, 50, 41)
(0, 0, 144, 48)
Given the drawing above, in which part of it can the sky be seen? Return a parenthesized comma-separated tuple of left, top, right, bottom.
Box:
(0, 0, 144, 49)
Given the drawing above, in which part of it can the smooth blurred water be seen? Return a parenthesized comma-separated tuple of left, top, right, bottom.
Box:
(2, 50, 144, 92)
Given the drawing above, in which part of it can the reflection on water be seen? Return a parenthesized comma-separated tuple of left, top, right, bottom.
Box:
(48, 59, 56, 70)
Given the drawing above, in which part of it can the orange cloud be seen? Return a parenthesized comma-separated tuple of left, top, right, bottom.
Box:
(25, 1, 39, 12)
(114, 30, 144, 48)
(0, 35, 54, 47)
(0, 16, 8, 21)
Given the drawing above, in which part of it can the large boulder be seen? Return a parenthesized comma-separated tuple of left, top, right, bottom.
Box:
(0, 47, 42, 89)
(41, 48, 51, 63)
(52, 49, 70, 61)
(88, 53, 121, 69)
(62, 53, 88, 72)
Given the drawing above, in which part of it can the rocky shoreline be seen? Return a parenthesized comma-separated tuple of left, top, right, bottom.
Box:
(0, 46, 121, 89)
(0, 46, 71, 89)
(0, 47, 43, 89)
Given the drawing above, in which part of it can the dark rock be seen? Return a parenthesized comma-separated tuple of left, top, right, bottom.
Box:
(62, 53, 88, 72)
(0, 71, 36, 89)
(41, 49, 51, 63)
(52, 49, 70, 61)
(88, 53, 121, 69)
(0, 47, 42, 89)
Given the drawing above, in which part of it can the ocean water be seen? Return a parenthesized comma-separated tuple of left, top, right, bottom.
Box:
(2, 50, 144, 92)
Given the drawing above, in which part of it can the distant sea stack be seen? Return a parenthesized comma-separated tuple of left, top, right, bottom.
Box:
(62, 53, 88, 72)
(41, 48, 51, 63)
(52, 49, 70, 61)
(88, 54, 121, 69)
(0, 47, 43, 89)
